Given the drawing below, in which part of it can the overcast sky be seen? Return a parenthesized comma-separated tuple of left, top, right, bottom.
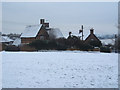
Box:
(2, 2, 118, 37)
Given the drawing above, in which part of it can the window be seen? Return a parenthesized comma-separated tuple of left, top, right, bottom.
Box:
(91, 39, 94, 41)
(40, 35, 45, 40)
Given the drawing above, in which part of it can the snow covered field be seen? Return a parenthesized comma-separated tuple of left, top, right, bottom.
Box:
(2, 51, 118, 88)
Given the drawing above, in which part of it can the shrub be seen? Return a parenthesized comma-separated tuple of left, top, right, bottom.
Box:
(100, 46, 111, 53)
(81, 43, 94, 51)
(5, 45, 20, 51)
(29, 40, 67, 50)
(29, 40, 49, 50)
(73, 40, 94, 51)
(29, 38, 98, 51)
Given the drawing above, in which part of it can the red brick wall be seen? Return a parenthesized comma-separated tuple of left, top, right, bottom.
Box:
(21, 37, 36, 44)
(36, 26, 49, 40)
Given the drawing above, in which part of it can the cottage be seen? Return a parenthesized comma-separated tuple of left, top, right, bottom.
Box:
(0, 36, 14, 51)
(21, 19, 49, 44)
(85, 28, 101, 47)
(21, 19, 63, 44)
(0, 36, 14, 45)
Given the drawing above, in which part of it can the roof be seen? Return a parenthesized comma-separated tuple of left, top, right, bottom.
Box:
(0, 36, 14, 43)
(85, 34, 100, 42)
(21, 24, 42, 38)
(48, 28, 64, 39)
(12, 38, 21, 46)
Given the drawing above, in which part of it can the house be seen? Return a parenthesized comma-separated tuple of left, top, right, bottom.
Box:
(21, 19, 49, 44)
(0, 36, 14, 45)
(85, 28, 101, 46)
(0, 36, 14, 51)
(21, 19, 63, 44)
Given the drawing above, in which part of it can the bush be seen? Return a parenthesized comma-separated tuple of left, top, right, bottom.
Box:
(100, 46, 111, 53)
(29, 39, 99, 51)
(29, 40, 67, 50)
(5, 45, 20, 51)
(81, 43, 94, 51)
(72, 40, 94, 51)
(29, 40, 50, 50)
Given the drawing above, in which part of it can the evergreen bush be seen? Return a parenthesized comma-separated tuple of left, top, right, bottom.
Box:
(100, 46, 111, 53)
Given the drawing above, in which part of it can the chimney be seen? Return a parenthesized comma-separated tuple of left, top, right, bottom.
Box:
(69, 32, 72, 36)
(90, 28, 94, 34)
(44, 23, 49, 27)
(40, 19, 45, 24)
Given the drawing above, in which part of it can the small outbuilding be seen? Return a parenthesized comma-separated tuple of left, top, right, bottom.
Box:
(0, 36, 14, 45)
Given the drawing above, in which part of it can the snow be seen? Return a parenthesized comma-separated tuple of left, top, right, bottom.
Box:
(21, 25, 42, 38)
(0, 52, 2, 90)
(12, 38, 21, 46)
(119, 54, 120, 89)
(48, 28, 64, 39)
(2, 51, 118, 88)
(21, 25, 63, 39)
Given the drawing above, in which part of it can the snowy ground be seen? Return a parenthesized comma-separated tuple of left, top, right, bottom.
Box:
(2, 51, 118, 88)
(119, 54, 120, 89)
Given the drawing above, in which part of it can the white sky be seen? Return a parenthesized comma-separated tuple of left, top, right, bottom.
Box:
(1, 2, 118, 37)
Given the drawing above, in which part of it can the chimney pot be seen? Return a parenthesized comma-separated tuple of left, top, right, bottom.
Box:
(90, 28, 94, 34)
(69, 32, 72, 36)
(40, 19, 45, 24)
(44, 23, 49, 27)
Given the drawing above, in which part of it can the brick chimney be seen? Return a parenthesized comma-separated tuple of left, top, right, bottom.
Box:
(69, 32, 72, 36)
(90, 28, 94, 34)
(40, 19, 45, 24)
(44, 23, 49, 27)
